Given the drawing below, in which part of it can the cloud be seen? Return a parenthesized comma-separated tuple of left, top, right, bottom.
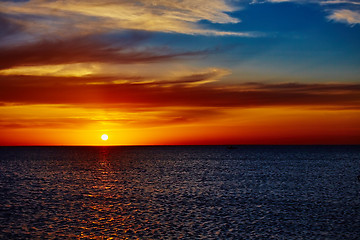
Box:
(0, 0, 252, 37)
(0, 14, 24, 39)
(320, 0, 360, 5)
(1, 72, 359, 131)
(0, 104, 228, 129)
(1, 72, 359, 109)
(252, 0, 360, 26)
(0, 34, 215, 70)
(260, 0, 292, 2)
(327, 9, 360, 24)
(0, 117, 94, 129)
(250, 0, 305, 4)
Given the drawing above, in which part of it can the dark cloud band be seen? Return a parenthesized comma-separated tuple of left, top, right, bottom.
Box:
(1, 74, 359, 109)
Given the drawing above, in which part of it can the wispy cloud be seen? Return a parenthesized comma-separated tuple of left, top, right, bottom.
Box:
(0, 14, 24, 39)
(0, 0, 253, 37)
(320, 0, 360, 25)
(0, 34, 216, 70)
(0, 103, 228, 130)
(251, 0, 305, 4)
(327, 9, 360, 24)
(320, 0, 360, 5)
(252, 0, 360, 25)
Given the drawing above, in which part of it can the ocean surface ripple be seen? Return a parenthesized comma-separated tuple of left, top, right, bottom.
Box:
(1, 146, 360, 239)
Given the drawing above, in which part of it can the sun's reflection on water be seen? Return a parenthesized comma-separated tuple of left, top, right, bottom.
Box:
(77, 147, 142, 238)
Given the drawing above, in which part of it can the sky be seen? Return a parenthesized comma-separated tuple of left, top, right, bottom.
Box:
(0, 0, 360, 145)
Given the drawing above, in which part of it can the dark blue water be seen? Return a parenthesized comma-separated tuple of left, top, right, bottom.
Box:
(1, 146, 360, 239)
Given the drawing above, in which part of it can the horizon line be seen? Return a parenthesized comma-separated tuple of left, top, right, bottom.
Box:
(1, 144, 359, 147)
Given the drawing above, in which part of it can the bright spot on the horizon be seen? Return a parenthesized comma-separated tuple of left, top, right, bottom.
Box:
(101, 134, 108, 141)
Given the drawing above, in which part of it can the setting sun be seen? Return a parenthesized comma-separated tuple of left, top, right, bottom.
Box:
(101, 134, 108, 141)
(0, 0, 359, 147)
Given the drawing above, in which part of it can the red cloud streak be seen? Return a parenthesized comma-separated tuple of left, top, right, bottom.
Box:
(0, 75, 359, 108)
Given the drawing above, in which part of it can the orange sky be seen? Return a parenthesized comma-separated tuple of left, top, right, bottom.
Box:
(1, 0, 360, 145)
(1, 103, 359, 145)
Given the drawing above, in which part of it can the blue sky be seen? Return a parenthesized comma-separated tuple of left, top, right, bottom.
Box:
(164, 1, 360, 82)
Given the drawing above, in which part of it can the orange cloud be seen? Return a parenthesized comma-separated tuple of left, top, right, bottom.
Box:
(1, 74, 360, 109)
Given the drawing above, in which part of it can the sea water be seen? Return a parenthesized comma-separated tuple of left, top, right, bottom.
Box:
(0, 146, 360, 239)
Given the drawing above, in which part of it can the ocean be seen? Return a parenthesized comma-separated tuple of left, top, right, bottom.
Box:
(1, 146, 360, 239)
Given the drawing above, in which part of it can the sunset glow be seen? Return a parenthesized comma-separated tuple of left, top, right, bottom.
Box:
(0, 0, 360, 145)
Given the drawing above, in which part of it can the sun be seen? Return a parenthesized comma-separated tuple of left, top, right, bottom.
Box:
(101, 134, 108, 141)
